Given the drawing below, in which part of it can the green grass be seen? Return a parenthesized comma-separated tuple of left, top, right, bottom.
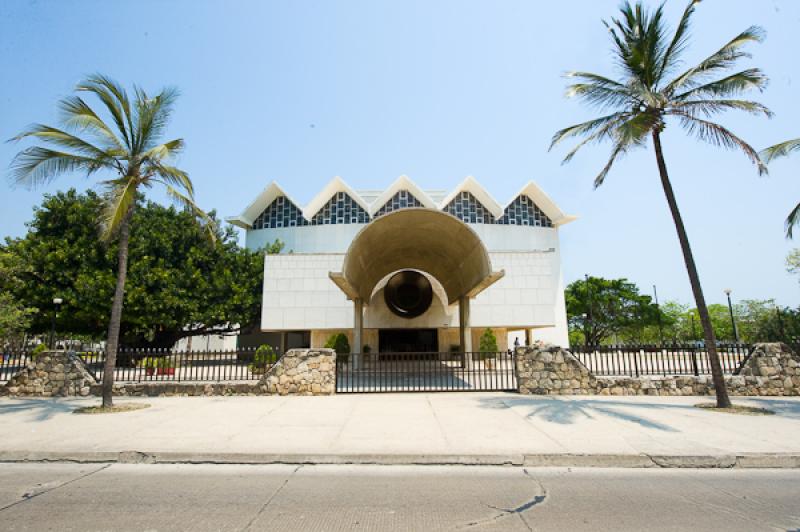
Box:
(694, 403, 774, 416)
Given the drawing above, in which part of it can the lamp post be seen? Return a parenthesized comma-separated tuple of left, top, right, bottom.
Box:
(653, 284, 663, 345)
(585, 274, 593, 347)
(50, 297, 63, 349)
(724, 289, 739, 343)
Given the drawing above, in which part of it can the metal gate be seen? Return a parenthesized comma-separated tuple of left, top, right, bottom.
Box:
(335, 351, 517, 393)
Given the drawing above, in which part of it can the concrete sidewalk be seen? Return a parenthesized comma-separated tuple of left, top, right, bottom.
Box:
(1, 393, 800, 468)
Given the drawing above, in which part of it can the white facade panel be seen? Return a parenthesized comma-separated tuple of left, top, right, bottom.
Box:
(245, 179, 574, 347)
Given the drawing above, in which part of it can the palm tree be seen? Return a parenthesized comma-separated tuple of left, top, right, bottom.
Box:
(761, 139, 800, 237)
(550, 1, 772, 408)
(10, 75, 213, 408)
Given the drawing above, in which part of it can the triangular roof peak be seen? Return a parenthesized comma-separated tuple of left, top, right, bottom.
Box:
(439, 176, 504, 219)
(302, 176, 371, 221)
(507, 181, 577, 227)
(225, 181, 301, 229)
(368, 175, 438, 215)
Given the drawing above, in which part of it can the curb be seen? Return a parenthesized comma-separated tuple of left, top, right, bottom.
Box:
(1, 451, 799, 468)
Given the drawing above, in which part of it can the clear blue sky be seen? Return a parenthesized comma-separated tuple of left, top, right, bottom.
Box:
(1, 0, 798, 307)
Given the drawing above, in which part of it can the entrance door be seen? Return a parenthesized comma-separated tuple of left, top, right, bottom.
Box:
(378, 329, 438, 353)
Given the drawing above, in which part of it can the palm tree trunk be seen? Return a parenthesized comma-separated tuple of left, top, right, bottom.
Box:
(652, 130, 731, 408)
(101, 204, 135, 408)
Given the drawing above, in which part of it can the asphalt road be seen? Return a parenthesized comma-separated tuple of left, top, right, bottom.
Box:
(0, 464, 798, 531)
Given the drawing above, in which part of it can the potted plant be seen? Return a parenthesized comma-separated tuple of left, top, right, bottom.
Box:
(157, 357, 176, 376)
(140, 357, 157, 377)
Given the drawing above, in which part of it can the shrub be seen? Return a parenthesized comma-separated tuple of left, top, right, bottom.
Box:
(479, 328, 498, 354)
(138, 357, 158, 370)
(249, 344, 276, 374)
(324, 333, 351, 355)
(362, 344, 371, 354)
(31, 343, 48, 357)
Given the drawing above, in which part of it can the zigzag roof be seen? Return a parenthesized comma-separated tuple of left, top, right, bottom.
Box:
(226, 176, 576, 228)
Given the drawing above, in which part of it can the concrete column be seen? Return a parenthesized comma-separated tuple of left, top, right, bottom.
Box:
(459, 295, 472, 368)
(353, 298, 363, 370)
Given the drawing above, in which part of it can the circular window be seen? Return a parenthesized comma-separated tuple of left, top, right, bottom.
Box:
(384, 270, 433, 319)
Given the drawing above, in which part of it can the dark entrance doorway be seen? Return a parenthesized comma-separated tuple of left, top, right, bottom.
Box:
(379, 329, 438, 353)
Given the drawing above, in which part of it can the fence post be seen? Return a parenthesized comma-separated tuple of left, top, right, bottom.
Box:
(691, 346, 699, 376)
(633, 348, 640, 377)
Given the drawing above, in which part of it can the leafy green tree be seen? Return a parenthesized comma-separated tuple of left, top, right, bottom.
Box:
(761, 140, 800, 236)
(787, 249, 800, 277)
(551, 1, 771, 407)
(0, 250, 36, 349)
(734, 299, 800, 342)
(566, 276, 661, 346)
(4, 189, 267, 348)
(9, 75, 214, 407)
(478, 328, 499, 352)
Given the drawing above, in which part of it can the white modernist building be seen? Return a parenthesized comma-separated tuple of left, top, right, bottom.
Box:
(228, 175, 575, 356)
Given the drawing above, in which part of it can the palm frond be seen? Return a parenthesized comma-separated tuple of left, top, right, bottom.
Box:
(149, 160, 194, 196)
(594, 142, 629, 188)
(134, 86, 179, 153)
(141, 138, 184, 163)
(163, 184, 216, 243)
(760, 138, 800, 164)
(9, 147, 114, 187)
(665, 26, 765, 95)
(11, 124, 118, 162)
(673, 99, 773, 118)
(559, 114, 631, 164)
(76, 75, 134, 150)
(615, 112, 660, 147)
(671, 110, 767, 175)
(58, 95, 125, 151)
(674, 69, 768, 100)
(605, 2, 668, 89)
(549, 112, 629, 150)
(786, 202, 800, 239)
(565, 80, 636, 110)
(100, 178, 138, 241)
(658, 0, 700, 80)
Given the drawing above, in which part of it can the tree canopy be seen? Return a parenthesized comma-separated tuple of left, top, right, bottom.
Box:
(1, 189, 274, 347)
(565, 276, 662, 346)
(0, 250, 36, 348)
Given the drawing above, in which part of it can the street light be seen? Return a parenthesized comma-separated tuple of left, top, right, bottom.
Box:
(653, 284, 663, 345)
(50, 297, 63, 349)
(585, 274, 593, 347)
(723, 289, 739, 343)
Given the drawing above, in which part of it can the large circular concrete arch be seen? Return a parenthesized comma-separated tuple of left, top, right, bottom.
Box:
(340, 208, 494, 304)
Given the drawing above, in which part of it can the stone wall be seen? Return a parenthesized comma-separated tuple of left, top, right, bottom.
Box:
(89, 348, 337, 397)
(2, 352, 96, 397)
(516, 344, 597, 395)
(259, 348, 336, 396)
(516, 343, 800, 397)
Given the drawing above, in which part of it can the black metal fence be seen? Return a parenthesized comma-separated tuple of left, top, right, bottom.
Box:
(0, 347, 281, 384)
(570, 343, 753, 377)
(1, 351, 31, 383)
(336, 351, 517, 393)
